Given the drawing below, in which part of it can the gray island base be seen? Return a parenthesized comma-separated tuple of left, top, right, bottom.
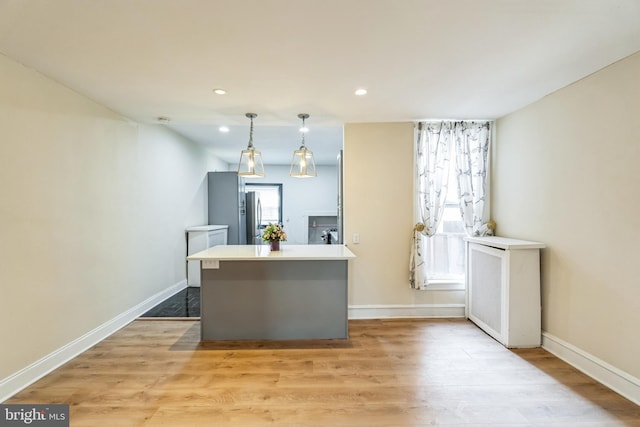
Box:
(187, 245, 356, 341)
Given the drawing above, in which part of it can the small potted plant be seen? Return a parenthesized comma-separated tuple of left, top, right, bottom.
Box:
(262, 223, 287, 251)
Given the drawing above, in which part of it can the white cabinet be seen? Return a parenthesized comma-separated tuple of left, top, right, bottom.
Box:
(465, 236, 545, 348)
(186, 225, 229, 286)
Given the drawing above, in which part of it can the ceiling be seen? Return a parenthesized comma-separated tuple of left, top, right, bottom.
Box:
(1, 0, 639, 165)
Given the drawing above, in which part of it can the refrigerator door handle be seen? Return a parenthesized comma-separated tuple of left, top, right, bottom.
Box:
(257, 198, 262, 227)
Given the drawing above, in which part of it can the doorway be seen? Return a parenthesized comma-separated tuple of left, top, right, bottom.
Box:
(245, 183, 283, 226)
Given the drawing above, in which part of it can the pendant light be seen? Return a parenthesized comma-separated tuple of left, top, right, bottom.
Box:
(238, 113, 265, 178)
(289, 113, 317, 178)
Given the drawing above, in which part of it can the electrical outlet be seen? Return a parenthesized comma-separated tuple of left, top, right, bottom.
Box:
(353, 233, 360, 244)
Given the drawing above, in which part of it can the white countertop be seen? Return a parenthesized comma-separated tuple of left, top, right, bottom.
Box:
(188, 244, 356, 266)
(186, 225, 229, 232)
(464, 236, 545, 250)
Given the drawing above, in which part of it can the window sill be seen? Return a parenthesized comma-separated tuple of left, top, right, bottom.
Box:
(424, 279, 465, 291)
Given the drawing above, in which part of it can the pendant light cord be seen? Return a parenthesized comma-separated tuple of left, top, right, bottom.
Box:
(248, 116, 255, 149)
(300, 115, 307, 148)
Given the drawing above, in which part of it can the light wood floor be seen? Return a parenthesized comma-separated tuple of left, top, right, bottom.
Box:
(7, 319, 639, 426)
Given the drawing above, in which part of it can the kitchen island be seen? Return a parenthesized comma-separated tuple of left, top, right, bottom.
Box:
(187, 244, 356, 341)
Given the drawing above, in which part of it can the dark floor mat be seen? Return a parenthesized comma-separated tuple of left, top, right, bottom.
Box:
(140, 286, 200, 317)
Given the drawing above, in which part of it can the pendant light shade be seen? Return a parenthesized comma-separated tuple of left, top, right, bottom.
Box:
(290, 113, 317, 178)
(238, 113, 265, 178)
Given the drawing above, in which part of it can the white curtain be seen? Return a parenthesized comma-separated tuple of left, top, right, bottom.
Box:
(454, 121, 493, 237)
(410, 122, 453, 289)
(410, 121, 493, 290)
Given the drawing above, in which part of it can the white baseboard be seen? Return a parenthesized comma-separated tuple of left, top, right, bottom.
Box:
(0, 279, 187, 403)
(542, 331, 640, 406)
(348, 304, 465, 319)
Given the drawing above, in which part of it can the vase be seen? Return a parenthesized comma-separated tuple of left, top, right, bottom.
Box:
(269, 240, 280, 251)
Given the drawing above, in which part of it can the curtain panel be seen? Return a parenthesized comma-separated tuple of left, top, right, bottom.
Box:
(410, 121, 493, 290)
(410, 122, 453, 289)
(454, 121, 493, 237)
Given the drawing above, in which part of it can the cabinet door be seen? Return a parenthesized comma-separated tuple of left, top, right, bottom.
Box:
(187, 231, 208, 255)
(208, 229, 228, 246)
(468, 243, 507, 344)
(208, 172, 245, 244)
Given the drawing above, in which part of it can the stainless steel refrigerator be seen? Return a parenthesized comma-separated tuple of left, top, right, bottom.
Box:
(245, 191, 263, 244)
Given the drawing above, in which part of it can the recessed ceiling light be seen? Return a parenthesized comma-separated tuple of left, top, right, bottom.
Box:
(213, 88, 227, 95)
(355, 88, 367, 96)
(219, 126, 230, 133)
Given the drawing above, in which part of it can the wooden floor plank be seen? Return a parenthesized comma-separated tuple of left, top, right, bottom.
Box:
(6, 318, 639, 426)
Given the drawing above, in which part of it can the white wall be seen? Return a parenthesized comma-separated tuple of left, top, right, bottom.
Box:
(494, 52, 640, 381)
(343, 123, 465, 316)
(0, 54, 223, 383)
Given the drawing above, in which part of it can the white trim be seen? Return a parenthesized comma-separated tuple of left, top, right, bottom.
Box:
(0, 279, 187, 403)
(348, 304, 465, 319)
(542, 331, 640, 406)
(423, 279, 465, 291)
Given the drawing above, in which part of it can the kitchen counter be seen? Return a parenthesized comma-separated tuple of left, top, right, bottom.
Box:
(185, 224, 229, 232)
(185, 225, 230, 286)
(187, 244, 356, 341)
(188, 244, 356, 268)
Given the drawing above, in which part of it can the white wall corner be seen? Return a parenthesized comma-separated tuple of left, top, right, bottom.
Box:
(0, 280, 187, 403)
(348, 304, 465, 319)
(542, 331, 640, 406)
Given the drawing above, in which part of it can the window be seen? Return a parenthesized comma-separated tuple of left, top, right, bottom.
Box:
(412, 120, 492, 290)
(424, 153, 465, 283)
